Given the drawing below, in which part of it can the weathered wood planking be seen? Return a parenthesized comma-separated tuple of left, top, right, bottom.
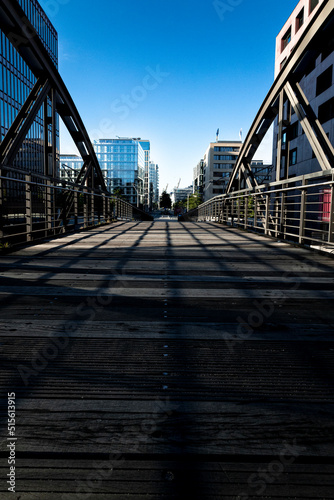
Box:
(0, 220, 334, 498)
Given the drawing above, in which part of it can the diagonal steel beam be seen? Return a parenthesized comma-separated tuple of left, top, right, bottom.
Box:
(0, 0, 107, 191)
(285, 80, 334, 170)
(0, 76, 51, 166)
(226, 0, 334, 195)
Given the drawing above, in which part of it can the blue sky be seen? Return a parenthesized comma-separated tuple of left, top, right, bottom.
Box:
(40, 0, 297, 191)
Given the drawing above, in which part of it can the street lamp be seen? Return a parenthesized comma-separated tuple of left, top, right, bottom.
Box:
(132, 182, 140, 208)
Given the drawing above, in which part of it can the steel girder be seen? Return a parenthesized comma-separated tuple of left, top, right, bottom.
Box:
(226, 0, 334, 195)
(0, 0, 106, 191)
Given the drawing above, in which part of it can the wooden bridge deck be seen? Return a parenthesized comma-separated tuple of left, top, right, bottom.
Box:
(1, 220, 334, 499)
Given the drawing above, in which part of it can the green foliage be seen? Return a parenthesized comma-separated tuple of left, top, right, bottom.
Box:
(174, 193, 202, 211)
(0, 241, 11, 252)
(113, 187, 125, 200)
(248, 196, 255, 218)
(188, 193, 203, 210)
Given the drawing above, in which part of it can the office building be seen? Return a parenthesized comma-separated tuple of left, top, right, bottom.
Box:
(272, 0, 333, 179)
(275, 0, 324, 77)
(61, 138, 145, 205)
(148, 161, 159, 208)
(250, 161, 273, 184)
(193, 160, 204, 195)
(138, 140, 160, 210)
(173, 185, 193, 205)
(0, 0, 59, 175)
(198, 141, 242, 201)
(138, 140, 151, 208)
(60, 154, 83, 183)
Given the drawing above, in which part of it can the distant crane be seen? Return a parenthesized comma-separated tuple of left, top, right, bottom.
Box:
(176, 178, 181, 189)
(165, 184, 168, 192)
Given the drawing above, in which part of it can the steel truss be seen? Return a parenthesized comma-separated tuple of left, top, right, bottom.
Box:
(0, 165, 152, 245)
(184, 1, 334, 249)
(0, 0, 106, 191)
(186, 168, 334, 247)
(226, 0, 334, 194)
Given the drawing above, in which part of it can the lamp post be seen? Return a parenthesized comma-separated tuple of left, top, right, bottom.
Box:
(132, 182, 140, 208)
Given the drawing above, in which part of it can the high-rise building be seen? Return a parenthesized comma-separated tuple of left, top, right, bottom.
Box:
(148, 161, 159, 208)
(198, 141, 242, 201)
(193, 159, 204, 196)
(275, 0, 323, 77)
(272, 0, 333, 180)
(60, 154, 83, 183)
(0, 0, 59, 175)
(138, 140, 151, 208)
(250, 161, 273, 184)
(61, 138, 145, 205)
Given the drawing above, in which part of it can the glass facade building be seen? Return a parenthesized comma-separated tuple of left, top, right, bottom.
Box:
(138, 140, 151, 208)
(148, 161, 159, 208)
(61, 138, 146, 205)
(0, 0, 59, 175)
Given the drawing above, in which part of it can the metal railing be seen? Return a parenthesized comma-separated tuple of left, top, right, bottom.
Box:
(183, 169, 334, 248)
(0, 165, 152, 246)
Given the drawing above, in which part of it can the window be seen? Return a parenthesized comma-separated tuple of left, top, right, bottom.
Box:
(316, 66, 333, 96)
(309, 0, 319, 14)
(213, 155, 236, 161)
(289, 148, 298, 166)
(281, 26, 292, 52)
(280, 58, 287, 71)
(289, 122, 299, 141)
(322, 39, 334, 62)
(213, 146, 240, 152)
(282, 131, 287, 144)
(296, 8, 304, 32)
(318, 97, 334, 124)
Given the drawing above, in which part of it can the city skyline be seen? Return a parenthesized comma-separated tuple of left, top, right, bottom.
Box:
(39, 0, 298, 191)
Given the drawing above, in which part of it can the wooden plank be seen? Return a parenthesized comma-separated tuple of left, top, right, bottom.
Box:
(0, 320, 333, 340)
(1, 286, 334, 298)
(0, 221, 334, 497)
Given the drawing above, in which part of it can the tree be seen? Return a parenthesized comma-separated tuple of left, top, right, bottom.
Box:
(174, 193, 203, 212)
(113, 187, 125, 199)
(187, 193, 202, 210)
(160, 191, 171, 209)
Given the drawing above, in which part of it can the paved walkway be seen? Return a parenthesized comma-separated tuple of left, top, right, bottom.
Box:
(1, 220, 334, 498)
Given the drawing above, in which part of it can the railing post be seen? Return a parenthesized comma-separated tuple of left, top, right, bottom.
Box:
(102, 193, 106, 223)
(74, 187, 78, 226)
(25, 174, 32, 241)
(274, 194, 279, 238)
(83, 188, 88, 228)
(328, 183, 334, 243)
(280, 187, 286, 239)
(91, 191, 95, 226)
(264, 193, 270, 236)
(46, 180, 52, 236)
(299, 180, 307, 244)
(254, 195, 258, 229)
(237, 196, 241, 226)
(244, 196, 248, 230)
(219, 200, 223, 223)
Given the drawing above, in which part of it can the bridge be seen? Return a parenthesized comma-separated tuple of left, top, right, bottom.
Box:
(1, 0, 334, 498)
(1, 219, 334, 498)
